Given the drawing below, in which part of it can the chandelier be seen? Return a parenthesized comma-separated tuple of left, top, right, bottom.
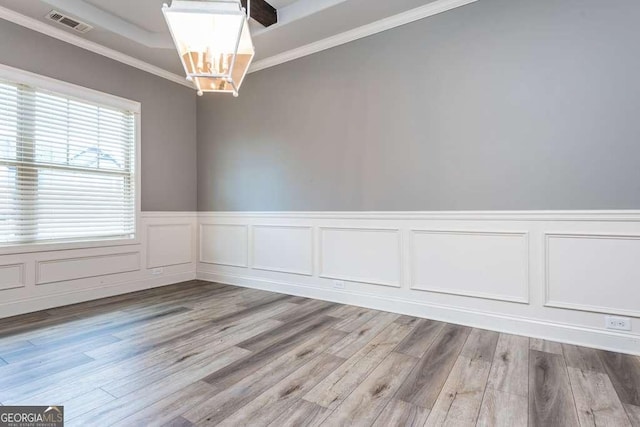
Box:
(162, 0, 255, 97)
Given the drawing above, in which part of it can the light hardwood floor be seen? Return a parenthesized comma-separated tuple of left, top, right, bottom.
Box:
(0, 280, 638, 426)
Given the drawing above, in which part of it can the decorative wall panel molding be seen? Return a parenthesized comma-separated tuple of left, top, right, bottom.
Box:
(0, 263, 26, 291)
(36, 251, 141, 285)
(319, 227, 402, 288)
(252, 225, 313, 276)
(410, 230, 529, 303)
(199, 224, 249, 267)
(545, 233, 640, 318)
(147, 223, 193, 269)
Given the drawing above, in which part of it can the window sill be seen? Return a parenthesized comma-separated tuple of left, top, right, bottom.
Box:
(0, 237, 140, 256)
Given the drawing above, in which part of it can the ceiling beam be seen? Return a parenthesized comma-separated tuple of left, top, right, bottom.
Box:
(241, 0, 277, 27)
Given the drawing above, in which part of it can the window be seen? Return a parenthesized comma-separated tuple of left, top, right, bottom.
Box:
(0, 66, 139, 247)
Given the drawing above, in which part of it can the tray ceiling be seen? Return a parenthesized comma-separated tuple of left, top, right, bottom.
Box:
(0, 0, 471, 84)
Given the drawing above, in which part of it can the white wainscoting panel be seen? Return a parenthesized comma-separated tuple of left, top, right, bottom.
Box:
(147, 224, 193, 268)
(545, 233, 640, 317)
(196, 211, 640, 355)
(36, 252, 141, 285)
(320, 227, 401, 287)
(0, 263, 25, 291)
(0, 212, 198, 319)
(410, 230, 529, 303)
(200, 224, 248, 267)
(252, 225, 313, 275)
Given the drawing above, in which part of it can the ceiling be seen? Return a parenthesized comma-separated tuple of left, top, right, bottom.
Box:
(0, 0, 455, 83)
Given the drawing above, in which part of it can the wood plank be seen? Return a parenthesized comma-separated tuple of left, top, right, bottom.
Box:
(623, 404, 640, 426)
(268, 400, 328, 427)
(395, 319, 445, 358)
(459, 328, 499, 362)
(425, 353, 494, 426)
(530, 338, 564, 355)
(272, 299, 336, 323)
(529, 350, 580, 427)
(598, 350, 640, 406)
(304, 321, 413, 409)
(373, 398, 431, 427)
(325, 304, 363, 319)
(1, 318, 266, 405)
(477, 388, 528, 427)
(202, 315, 340, 389)
(394, 315, 421, 327)
(0, 339, 36, 356)
(217, 353, 344, 426)
(395, 324, 471, 409)
(100, 320, 281, 398)
(110, 303, 242, 340)
(0, 310, 53, 334)
(112, 381, 218, 427)
(333, 307, 379, 333)
(283, 296, 310, 305)
(237, 303, 339, 352)
(67, 346, 248, 425)
(567, 366, 632, 427)
(0, 306, 157, 345)
(31, 306, 192, 346)
(326, 311, 399, 359)
(1, 333, 121, 364)
(61, 388, 115, 420)
(1, 356, 118, 404)
(84, 302, 292, 361)
(0, 352, 94, 391)
(486, 333, 529, 396)
(183, 329, 347, 425)
(322, 352, 418, 426)
(162, 416, 194, 427)
(425, 328, 499, 426)
(3, 313, 274, 403)
(563, 343, 605, 373)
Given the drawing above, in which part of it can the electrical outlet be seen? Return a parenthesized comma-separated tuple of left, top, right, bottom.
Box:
(605, 316, 631, 331)
(333, 281, 345, 290)
(151, 267, 164, 276)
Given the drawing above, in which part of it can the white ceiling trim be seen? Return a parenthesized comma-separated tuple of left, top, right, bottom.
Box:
(0, 0, 478, 87)
(250, 0, 479, 73)
(0, 5, 192, 88)
(41, 0, 174, 48)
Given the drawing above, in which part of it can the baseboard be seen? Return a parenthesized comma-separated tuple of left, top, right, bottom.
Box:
(197, 271, 640, 356)
(0, 270, 196, 319)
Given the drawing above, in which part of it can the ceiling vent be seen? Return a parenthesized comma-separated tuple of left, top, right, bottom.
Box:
(45, 10, 93, 33)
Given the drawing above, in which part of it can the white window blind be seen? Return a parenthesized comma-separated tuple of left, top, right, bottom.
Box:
(0, 77, 136, 246)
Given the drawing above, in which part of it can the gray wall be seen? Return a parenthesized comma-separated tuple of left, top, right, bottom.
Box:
(198, 0, 640, 211)
(0, 20, 197, 211)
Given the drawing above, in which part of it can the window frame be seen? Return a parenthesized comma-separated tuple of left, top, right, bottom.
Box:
(0, 63, 141, 255)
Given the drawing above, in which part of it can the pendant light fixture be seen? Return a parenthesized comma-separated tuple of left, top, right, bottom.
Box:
(163, 0, 255, 97)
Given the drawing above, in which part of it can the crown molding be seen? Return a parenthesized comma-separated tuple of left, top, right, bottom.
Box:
(0, 0, 478, 86)
(0, 5, 193, 88)
(250, 0, 478, 73)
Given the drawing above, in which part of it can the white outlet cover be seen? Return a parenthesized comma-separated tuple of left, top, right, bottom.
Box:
(333, 281, 346, 289)
(605, 316, 631, 331)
